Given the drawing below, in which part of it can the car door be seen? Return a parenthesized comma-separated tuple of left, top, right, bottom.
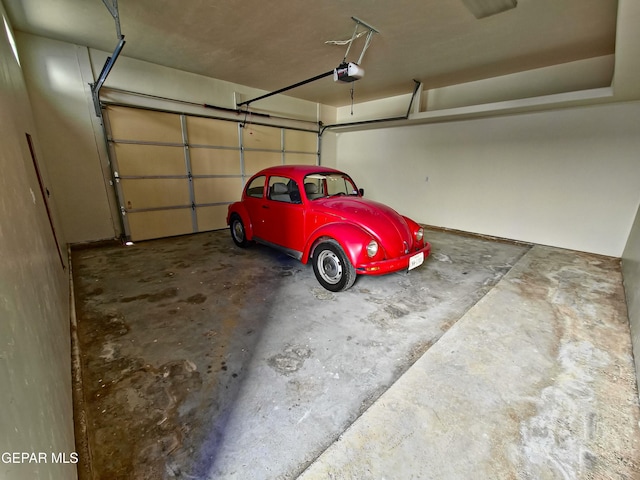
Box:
(261, 175, 305, 253)
(243, 175, 268, 237)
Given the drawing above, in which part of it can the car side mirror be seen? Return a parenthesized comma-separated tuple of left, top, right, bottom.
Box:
(358, 188, 365, 197)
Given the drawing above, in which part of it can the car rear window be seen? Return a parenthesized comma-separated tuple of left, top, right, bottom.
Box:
(246, 175, 265, 198)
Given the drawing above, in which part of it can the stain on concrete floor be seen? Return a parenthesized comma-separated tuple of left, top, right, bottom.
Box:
(73, 233, 283, 479)
(71, 228, 639, 479)
(297, 246, 640, 480)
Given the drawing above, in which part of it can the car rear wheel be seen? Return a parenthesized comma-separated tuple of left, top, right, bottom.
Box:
(230, 214, 250, 248)
(312, 240, 356, 292)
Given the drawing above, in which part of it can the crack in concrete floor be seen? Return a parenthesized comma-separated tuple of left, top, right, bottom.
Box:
(71, 229, 639, 479)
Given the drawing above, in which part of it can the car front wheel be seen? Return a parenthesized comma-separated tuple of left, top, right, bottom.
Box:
(312, 240, 356, 292)
(230, 214, 250, 248)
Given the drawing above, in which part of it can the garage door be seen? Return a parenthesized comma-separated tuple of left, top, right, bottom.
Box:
(104, 105, 318, 241)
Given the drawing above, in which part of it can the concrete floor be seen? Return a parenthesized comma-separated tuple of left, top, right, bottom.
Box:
(71, 228, 640, 480)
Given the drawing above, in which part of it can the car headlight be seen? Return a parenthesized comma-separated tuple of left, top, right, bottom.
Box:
(366, 239, 379, 257)
(415, 227, 424, 242)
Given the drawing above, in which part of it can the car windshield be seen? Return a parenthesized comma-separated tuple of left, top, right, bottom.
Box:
(303, 173, 359, 200)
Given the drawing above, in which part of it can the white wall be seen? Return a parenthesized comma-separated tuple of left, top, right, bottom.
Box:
(336, 101, 640, 257)
(0, 4, 77, 479)
(320, 131, 338, 169)
(3, 0, 637, 475)
(622, 204, 640, 399)
(11, 1, 640, 255)
(15, 32, 336, 243)
(330, 0, 640, 259)
(89, 48, 336, 125)
(425, 55, 614, 112)
(16, 33, 118, 244)
(334, 55, 616, 124)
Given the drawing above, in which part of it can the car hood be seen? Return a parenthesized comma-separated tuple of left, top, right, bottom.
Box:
(312, 197, 414, 254)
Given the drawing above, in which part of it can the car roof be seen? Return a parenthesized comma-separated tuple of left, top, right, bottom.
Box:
(254, 164, 344, 177)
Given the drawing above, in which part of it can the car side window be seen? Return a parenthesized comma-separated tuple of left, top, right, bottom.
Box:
(246, 176, 266, 198)
(268, 176, 301, 204)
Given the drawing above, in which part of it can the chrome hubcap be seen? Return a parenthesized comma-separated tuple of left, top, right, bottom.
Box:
(317, 250, 342, 284)
(233, 221, 244, 242)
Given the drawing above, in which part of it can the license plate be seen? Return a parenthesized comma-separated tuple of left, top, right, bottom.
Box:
(408, 252, 424, 271)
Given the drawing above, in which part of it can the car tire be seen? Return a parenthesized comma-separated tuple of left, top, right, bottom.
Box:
(230, 214, 250, 248)
(312, 240, 356, 292)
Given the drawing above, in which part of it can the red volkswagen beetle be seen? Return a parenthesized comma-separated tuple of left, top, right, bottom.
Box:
(227, 165, 431, 291)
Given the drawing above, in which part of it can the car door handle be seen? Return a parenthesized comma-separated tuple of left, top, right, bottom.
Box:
(262, 205, 269, 209)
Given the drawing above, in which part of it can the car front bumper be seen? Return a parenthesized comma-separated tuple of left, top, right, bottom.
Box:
(355, 242, 432, 276)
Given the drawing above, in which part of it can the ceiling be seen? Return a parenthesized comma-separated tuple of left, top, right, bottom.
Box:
(3, 0, 619, 107)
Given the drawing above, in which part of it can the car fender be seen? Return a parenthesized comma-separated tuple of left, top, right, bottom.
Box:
(303, 222, 372, 266)
(227, 203, 254, 240)
(402, 215, 420, 232)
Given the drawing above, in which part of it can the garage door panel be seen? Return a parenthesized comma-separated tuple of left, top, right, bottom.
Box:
(127, 210, 193, 241)
(187, 117, 239, 147)
(243, 124, 281, 150)
(193, 178, 243, 204)
(107, 106, 182, 144)
(284, 153, 317, 166)
(285, 130, 317, 153)
(104, 106, 319, 242)
(190, 148, 241, 176)
(116, 144, 185, 176)
(244, 151, 282, 175)
(196, 205, 229, 232)
(120, 179, 190, 210)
